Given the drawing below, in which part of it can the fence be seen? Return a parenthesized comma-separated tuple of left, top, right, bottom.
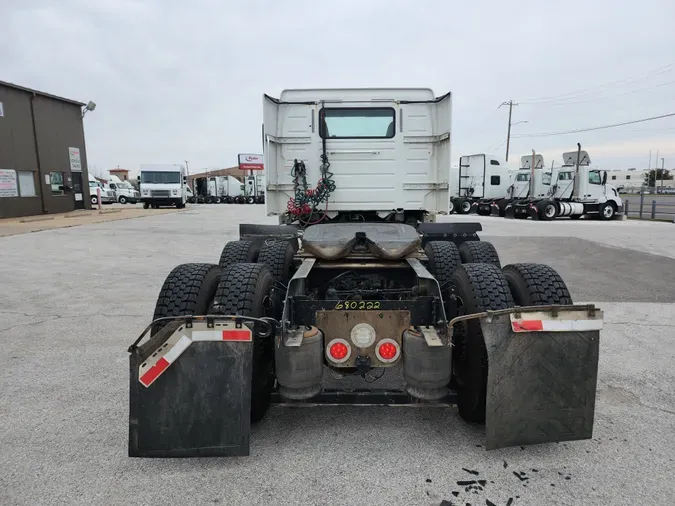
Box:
(624, 193, 675, 221)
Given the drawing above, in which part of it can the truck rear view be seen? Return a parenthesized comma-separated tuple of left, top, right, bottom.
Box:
(127, 88, 603, 459)
(263, 88, 451, 224)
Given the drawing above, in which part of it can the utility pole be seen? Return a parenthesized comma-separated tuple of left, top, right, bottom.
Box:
(500, 100, 518, 162)
(661, 157, 665, 189)
(185, 160, 190, 176)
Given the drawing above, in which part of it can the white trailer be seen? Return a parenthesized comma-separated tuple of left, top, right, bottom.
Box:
(450, 154, 515, 215)
(138, 164, 188, 208)
(263, 88, 451, 224)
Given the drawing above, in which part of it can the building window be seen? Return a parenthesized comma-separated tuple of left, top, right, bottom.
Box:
(490, 160, 500, 166)
(626, 175, 631, 180)
(490, 175, 501, 185)
(50, 172, 65, 195)
(611, 175, 616, 180)
(18, 171, 37, 197)
(320, 107, 395, 139)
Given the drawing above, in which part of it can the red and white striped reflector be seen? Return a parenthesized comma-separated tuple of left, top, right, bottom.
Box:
(510, 316, 603, 333)
(138, 324, 252, 387)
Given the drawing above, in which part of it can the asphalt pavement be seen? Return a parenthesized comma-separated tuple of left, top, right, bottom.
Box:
(1, 205, 674, 506)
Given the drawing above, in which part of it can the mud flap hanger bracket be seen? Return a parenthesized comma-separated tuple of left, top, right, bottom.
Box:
(128, 314, 278, 353)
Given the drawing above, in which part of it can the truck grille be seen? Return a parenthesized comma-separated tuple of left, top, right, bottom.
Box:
(151, 190, 171, 198)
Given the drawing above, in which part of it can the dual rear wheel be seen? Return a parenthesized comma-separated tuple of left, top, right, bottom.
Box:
(424, 240, 572, 423)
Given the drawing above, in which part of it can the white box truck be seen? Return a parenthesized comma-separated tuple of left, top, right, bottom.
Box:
(138, 164, 188, 208)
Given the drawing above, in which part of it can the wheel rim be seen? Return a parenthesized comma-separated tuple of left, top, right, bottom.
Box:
(449, 201, 455, 213)
(91, 197, 97, 204)
(604, 206, 614, 218)
(545, 205, 556, 218)
(462, 202, 471, 212)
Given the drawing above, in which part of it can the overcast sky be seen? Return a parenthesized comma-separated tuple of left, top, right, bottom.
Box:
(3, 0, 675, 176)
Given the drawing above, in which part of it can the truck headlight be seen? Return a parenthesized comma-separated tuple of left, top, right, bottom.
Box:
(172, 189, 178, 195)
(142, 189, 149, 195)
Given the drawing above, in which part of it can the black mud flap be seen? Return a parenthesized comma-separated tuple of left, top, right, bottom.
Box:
(490, 202, 501, 217)
(480, 309, 601, 450)
(129, 322, 252, 457)
(417, 222, 482, 247)
(504, 204, 515, 219)
(528, 204, 540, 220)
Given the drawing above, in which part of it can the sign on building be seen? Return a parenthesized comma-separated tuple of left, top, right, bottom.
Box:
(69, 147, 82, 172)
(0, 169, 18, 197)
(238, 154, 264, 171)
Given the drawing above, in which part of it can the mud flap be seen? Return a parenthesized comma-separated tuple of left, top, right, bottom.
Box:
(504, 204, 515, 219)
(528, 203, 540, 220)
(129, 321, 252, 457)
(490, 201, 501, 217)
(480, 308, 601, 450)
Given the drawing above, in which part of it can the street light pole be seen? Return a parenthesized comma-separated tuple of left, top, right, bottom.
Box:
(661, 157, 665, 189)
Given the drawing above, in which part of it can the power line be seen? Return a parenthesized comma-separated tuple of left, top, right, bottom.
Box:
(520, 62, 675, 104)
(521, 79, 675, 107)
(511, 112, 675, 138)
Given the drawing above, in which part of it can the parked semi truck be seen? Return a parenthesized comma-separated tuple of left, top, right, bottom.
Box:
(128, 88, 603, 458)
(476, 152, 556, 218)
(507, 145, 624, 220)
(450, 154, 514, 214)
(244, 173, 265, 204)
(87, 173, 115, 205)
(138, 164, 188, 208)
(107, 174, 140, 204)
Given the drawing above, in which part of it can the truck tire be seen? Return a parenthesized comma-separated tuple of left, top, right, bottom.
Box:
(456, 199, 472, 214)
(458, 241, 501, 267)
(247, 196, 256, 204)
(448, 199, 455, 214)
(91, 196, 98, 205)
(143, 202, 149, 209)
(537, 200, 558, 221)
(118, 195, 127, 204)
(503, 263, 573, 306)
(451, 263, 514, 423)
(257, 241, 295, 282)
(599, 201, 616, 220)
(151, 263, 222, 335)
(424, 241, 461, 292)
(257, 241, 295, 319)
(219, 240, 259, 269)
(210, 263, 275, 423)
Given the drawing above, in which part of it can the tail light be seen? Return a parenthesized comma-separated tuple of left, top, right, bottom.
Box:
(376, 339, 400, 363)
(326, 339, 351, 364)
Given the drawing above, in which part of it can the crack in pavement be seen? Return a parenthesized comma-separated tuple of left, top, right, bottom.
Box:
(0, 313, 146, 333)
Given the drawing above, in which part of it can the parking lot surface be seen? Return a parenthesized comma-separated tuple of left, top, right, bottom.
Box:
(1, 205, 674, 506)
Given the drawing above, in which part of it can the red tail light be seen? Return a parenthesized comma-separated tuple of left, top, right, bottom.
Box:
(376, 339, 400, 363)
(326, 339, 351, 364)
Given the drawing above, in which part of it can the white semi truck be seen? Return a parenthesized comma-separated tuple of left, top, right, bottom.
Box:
(244, 173, 265, 204)
(507, 145, 624, 220)
(450, 154, 515, 215)
(87, 173, 115, 205)
(138, 164, 188, 209)
(128, 88, 604, 458)
(107, 174, 140, 204)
